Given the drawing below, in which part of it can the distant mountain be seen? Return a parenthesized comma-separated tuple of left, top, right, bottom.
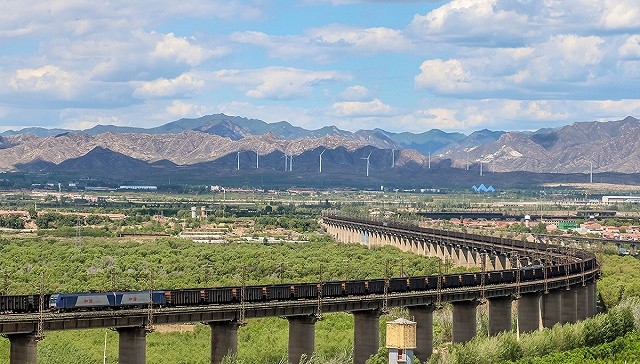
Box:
(1, 127, 72, 137)
(4, 114, 640, 183)
(84, 125, 148, 135)
(0, 114, 470, 152)
(378, 129, 466, 155)
(449, 129, 505, 150)
(439, 116, 640, 173)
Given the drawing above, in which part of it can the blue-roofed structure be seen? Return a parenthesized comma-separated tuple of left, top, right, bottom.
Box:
(471, 184, 496, 193)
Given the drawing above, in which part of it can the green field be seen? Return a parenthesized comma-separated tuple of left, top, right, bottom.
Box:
(0, 235, 440, 363)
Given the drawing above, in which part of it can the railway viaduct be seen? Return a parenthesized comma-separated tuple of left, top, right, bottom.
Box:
(1, 214, 599, 364)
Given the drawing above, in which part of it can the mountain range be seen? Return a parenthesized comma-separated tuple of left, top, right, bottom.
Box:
(1, 114, 640, 188)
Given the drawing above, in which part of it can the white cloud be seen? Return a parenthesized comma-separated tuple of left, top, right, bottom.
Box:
(600, 0, 640, 30)
(409, 0, 532, 46)
(415, 59, 472, 93)
(163, 101, 211, 119)
(619, 35, 640, 58)
(330, 99, 396, 117)
(212, 67, 351, 99)
(9, 65, 84, 99)
(500, 100, 571, 121)
(231, 24, 412, 61)
(151, 33, 215, 67)
(408, 108, 468, 130)
(586, 99, 640, 115)
(133, 72, 205, 98)
(307, 24, 413, 53)
(415, 34, 608, 96)
(339, 85, 370, 101)
(0, 1, 263, 39)
(410, 0, 640, 47)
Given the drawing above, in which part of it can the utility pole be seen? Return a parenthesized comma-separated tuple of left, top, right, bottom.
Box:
(36, 271, 45, 341)
(145, 269, 155, 333)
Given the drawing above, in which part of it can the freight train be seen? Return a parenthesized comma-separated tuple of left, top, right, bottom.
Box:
(0, 262, 591, 314)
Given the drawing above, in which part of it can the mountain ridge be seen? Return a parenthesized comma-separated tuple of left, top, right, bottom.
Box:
(2, 114, 639, 176)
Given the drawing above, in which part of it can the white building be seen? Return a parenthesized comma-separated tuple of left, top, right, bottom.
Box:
(602, 196, 640, 204)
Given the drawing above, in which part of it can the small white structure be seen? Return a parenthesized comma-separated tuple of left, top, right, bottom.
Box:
(191, 206, 197, 219)
(602, 196, 640, 204)
(386, 318, 417, 364)
(118, 185, 158, 190)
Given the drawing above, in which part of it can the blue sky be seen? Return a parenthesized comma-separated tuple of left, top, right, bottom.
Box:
(1, 0, 639, 133)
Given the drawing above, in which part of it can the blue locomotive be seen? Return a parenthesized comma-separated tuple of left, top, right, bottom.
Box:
(49, 291, 166, 310)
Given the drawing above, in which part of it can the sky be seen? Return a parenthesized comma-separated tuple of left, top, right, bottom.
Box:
(1, 0, 640, 134)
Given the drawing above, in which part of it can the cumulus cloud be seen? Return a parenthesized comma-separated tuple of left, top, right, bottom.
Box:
(415, 59, 472, 93)
(619, 35, 640, 58)
(338, 85, 371, 101)
(133, 72, 205, 98)
(308, 24, 413, 53)
(231, 24, 412, 61)
(415, 34, 610, 97)
(409, 0, 532, 46)
(410, 0, 640, 46)
(163, 100, 211, 119)
(151, 33, 215, 67)
(0, 1, 263, 39)
(212, 67, 351, 99)
(330, 98, 396, 117)
(599, 0, 640, 30)
(9, 65, 84, 99)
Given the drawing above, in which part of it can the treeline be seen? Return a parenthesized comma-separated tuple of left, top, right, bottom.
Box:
(255, 216, 319, 232)
(0, 214, 24, 229)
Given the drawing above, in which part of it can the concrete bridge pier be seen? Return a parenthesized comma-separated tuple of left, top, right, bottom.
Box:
(452, 301, 477, 343)
(353, 310, 380, 364)
(518, 293, 541, 333)
(287, 315, 316, 364)
(117, 326, 146, 364)
(488, 296, 512, 335)
(408, 305, 434, 361)
(587, 282, 598, 317)
(542, 290, 562, 328)
(575, 285, 588, 321)
(560, 288, 577, 324)
(7, 333, 37, 364)
(209, 320, 239, 364)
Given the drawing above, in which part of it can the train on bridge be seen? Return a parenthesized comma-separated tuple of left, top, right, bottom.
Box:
(1, 262, 589, 314)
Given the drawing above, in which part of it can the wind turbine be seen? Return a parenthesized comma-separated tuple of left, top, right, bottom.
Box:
(590, 161, 593, 184)
(236, 151, 241, 171)
(289, 155, 293, 172)
(428, 151, 431, 169)
(391, 149, 395, 168)
(362, 152, 372, 177)
(480, 160, 483, 176)
(319, 149, 326, 173)
(281, 153, 288, 171)
(256, 148, 259, 169)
